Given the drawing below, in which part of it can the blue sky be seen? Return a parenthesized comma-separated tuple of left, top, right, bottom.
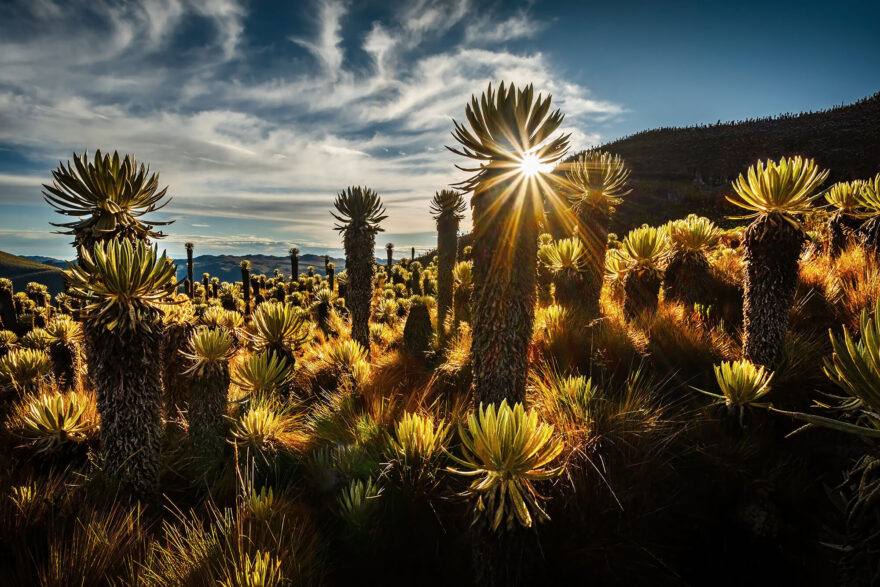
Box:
(1, 0, 878, 260)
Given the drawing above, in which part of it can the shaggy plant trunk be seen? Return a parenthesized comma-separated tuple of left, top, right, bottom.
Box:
(742, 212, 805, 367)
(574, 200, 611, 320)
(454, 286, 471, 331)
(470, 179, 539, 404)
(50, 340, 81, 391)
(86, 325, 163, 498)
(403, 303, 433, 358)
(291, 254, 299, 280)
(188, 362, 230, 466)
(471, 524, 541, 587)
(387, 249, 393, 270)
(0, 287, 15, 332)
(623, 268, 662, 319)
(828, 212, 860, 258)
(161, 323, 192, 417)
(344, 228, 376, 353)
(241, 269, 251, 315)
(437, 217, 459, 343)
(552, 269, 583, 311)
(328, 266, 335, 292)
(411, 247, 415, 261)
(662, 250, 712, 307)
(860, 216, 880, 259)
(536, 263, 553, 307)
(186, 249, 194, 299)
(202, 276, 210, 299)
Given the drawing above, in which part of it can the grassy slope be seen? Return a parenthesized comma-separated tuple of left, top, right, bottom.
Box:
(0, 250, 65, 295)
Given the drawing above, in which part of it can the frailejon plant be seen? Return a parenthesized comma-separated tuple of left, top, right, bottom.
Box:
(332, 186, 387, 353)
(385, 412, 451, 492)
(245, 301, 308, 369)
(563, 150, 632, 320)
(448, 82, 569, 404)
(727, 156, 829, 366)
(182, 327, 235, 464)
(430, 190, 467, 343)
(231, 351, 294, 397)
(12, 390, 96, 454)
(66, 238, 176, 497)
(0, 347, 52, 394)
(42, 150, 173, 253)
(448, 400, 564, 531)
(620, 225, 668, 319)
(538, 237, 587, 311)
(662, 215, 721, 306)
(45, 315, 83, 391)
(824, 181, 864, 258)
(185, 241, 195, 298)
(857, 173, 880, 256)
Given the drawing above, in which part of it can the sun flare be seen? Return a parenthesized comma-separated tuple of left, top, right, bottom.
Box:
(519, 153, 553, 177)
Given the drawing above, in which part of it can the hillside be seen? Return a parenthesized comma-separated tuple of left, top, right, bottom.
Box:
(0, 251, 66, 295)
(590, 91, 880, 230)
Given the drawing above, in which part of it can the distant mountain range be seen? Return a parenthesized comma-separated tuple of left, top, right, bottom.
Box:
(17, 253, 406, 285)
(590, 91, 880, 230)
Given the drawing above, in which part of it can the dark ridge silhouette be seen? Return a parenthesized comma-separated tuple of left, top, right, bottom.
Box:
(575, 91, 880, 230)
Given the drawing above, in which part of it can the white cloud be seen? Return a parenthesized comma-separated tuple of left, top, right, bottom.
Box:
(0, 0, 626, 258)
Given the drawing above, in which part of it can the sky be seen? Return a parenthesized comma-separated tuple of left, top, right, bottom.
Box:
(0, 0, 878, 260)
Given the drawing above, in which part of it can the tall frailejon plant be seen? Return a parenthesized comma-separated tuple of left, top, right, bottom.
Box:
(289, 247, 299, 280)
(431, 190, 466, 343)
(66, 238, 177, 497)
(727, 156, 828, 366)
(332, 186, 387, 352)
(386, 242, 394, 270)
(448, 82, 569, 404)
(182, 327, 234, 464)
(185, 242, 195, 298)
(241, 260, 252, 316)
(563, 150, 632, 319)
(42, 150, 173, 254)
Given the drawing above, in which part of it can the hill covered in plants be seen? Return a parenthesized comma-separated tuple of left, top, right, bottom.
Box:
(596, 91, 880, 229)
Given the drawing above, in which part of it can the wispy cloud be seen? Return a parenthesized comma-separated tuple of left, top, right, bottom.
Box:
(0, 0, 625, 258)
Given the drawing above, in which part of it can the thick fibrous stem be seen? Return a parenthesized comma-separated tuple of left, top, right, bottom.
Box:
(188, 362, 230, 465)
(623, 268, 661, 319)
(470, 180, 538, 405)
(662, 250, 712, 307)
(828, 212, 860, 258)
(345, 229, 376, 352)
(742, 212, 805, 367)
(50, 341, 81, 391)
(86, 324, 163, 498)
(574, 199, 611, 320)
(403, 302, 433, 358)
(186, 243, 194, 299)
(437, 216, 458, 340)
(161, 323, 191, 416)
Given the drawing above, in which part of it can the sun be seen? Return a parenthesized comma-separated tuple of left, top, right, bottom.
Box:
(518, 153, 553, 177)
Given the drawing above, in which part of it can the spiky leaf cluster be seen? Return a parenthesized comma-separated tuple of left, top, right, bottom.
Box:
(181, 327, 235, 378)
(447, 82, 570, 192)
(66, 239, 177, 333)
(231, 351, 294, 396)
(42, 150, 173, 247)
(710, 360, 774, 407)
(430, 190, 467, 222)
(331, 187, 387, 233)
(727, 156, 828, 220)
(565, 150, 632, 208)
(448, 400, 564, 531)
(667, 215, 721, 252)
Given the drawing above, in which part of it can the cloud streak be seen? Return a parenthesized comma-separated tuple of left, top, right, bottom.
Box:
(0, 0, 625, 259)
